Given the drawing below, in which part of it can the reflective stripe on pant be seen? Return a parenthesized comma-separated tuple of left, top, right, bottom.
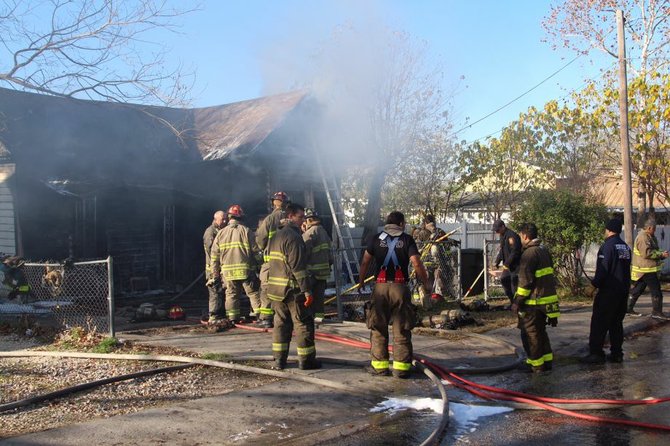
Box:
(258, 263, 275, 320)
(207, 282, 224, 317)
(271, 290, 316, 362)
(311, 278, 327, 319)
(589, 290, 627, 355)
(367, 282, 414, 372)
(518, 306, 552, 368)
(226, 277, 261, 317)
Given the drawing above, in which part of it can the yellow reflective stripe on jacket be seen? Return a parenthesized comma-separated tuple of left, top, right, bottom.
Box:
(297, 345, 315, 356)
(535, 267, 554, 278)
(268, 229, 277, 240)
(218, 241, 250, 250)
(312, 243, 330, 253)
(18, 285, 30, 292)
(525, 295, 559, 306)
(632, 265, 661, 274)
(268, 251, 286, 262)
(268, 276, 289, 286)
(221, 263, 250, 270)
(293, 270, 308, 280)
(393, 361, 411, 371)
(307, 262, 330, 271)
(371, 360, 389, 370)
(267, 293, 285, 301)
(516, 287, 531, 297)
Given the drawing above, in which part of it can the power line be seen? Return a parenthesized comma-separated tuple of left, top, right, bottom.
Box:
(449, 54, 583, 140)
(465, 59, 618, 145)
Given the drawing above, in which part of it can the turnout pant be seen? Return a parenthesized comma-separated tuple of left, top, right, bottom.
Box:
(271, 290, 316, 364)
(257, 263, 275, 321)
(500, 270, 518, 304)
(589, 290, 627, 356)
(629, 273, 664, 313)
(367, 283, 415, 374)
(207, 282, 224, 318)
(311, 278, 327, 320)
(518, 306, 552, 369)
(225, 276, 260, 320)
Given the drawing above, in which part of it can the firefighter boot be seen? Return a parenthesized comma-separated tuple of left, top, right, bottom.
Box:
(626, 295, 642, 317)
(650, 296, 670, 320)
(299, 356, 321, 370)
(272, 353, 288, 370)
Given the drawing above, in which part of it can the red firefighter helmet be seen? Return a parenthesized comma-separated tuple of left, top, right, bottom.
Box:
(271, 191, 289, 202)
(227, 204, 244, 218)
(168, 305, 185, 321)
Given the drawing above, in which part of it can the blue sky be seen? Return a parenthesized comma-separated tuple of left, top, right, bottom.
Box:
(163, 1, 615, 142)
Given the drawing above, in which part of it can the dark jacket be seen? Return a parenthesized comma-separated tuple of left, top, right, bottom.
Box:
(495, 228, 522, 274)
(515, 239, 559, 318)
(591, 234, 631, 293)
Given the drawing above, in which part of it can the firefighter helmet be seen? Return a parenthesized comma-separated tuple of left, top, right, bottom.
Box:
(304, 208, 319, 219)
(271, 191, 289, 202)
(227, 204, 244, 218)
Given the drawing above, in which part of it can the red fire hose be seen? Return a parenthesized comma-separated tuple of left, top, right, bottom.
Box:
(235, 323, 670, 432)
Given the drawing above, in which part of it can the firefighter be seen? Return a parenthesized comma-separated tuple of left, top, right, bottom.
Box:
(492, 219, 522, 306)
(358, 211, 429, 378)
(210, 205, 260, 323)
(627, 218, 670, 320)
(422, 214, 447, 299)
(203, 210, 226, 323)
(266, 203, 319, 370)
(255, 191, 290, 328)
(512, 223, 559, 373)
(581, 218, 631, 364)
(302, 208, 333, 323)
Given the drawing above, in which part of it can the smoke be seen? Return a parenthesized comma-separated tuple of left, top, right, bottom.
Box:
(257, 1, 425, 170)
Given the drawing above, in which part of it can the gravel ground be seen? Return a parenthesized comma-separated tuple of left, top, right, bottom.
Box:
(0, 335, 279, 439)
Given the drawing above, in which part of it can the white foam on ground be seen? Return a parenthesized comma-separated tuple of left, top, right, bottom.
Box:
(371, 397, 445, 414)
(449, 402, 513, 440)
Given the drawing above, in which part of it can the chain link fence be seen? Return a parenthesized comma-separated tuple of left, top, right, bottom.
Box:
(483, 239, 507, 301)
(414, 239, 461, 305)
(0, 257, 114, 336)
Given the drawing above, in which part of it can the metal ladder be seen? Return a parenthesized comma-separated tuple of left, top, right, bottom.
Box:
(316, 157, 359, 285)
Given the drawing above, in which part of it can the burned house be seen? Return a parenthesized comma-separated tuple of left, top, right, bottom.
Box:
(0, 87, 333, 293)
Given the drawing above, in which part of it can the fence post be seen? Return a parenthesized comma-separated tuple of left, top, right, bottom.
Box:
(483, 241, 489, 301)
(457, 243, 462, 301)
(462, 221, 468, 249)
(107, 256, 115, 338)
(333, 249, 343, 321)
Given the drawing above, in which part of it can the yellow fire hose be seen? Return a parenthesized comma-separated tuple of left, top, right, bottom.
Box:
(324, 275, 375, 305)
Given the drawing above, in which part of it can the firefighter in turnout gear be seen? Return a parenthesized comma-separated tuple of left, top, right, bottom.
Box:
(266, 203, 320, 370)
(302, 208, 333, 322)
(512, 223, 559, 373)
(255, 191, 290, 328)
(203, 210, 227, 323)
(359, 211, 429, 378)
(627, 218, 670, 320)
(492, 219, 522, 306)
(211, 205, 260, 322)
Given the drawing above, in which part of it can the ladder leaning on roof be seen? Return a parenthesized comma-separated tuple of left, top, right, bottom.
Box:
(315, 155, 359, 285)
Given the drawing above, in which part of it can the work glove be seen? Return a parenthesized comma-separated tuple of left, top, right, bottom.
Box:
(206, 276, 220, 287)
(304, 292, 313, 308)
(548, 317, 558, 327)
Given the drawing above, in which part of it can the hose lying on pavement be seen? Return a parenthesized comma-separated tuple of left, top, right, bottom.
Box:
(413, 360, 449, 446)
(0, 351, 378, 397)
(0, 363, 195, 413)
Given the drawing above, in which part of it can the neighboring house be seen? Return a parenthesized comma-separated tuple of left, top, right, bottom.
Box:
(590, 176, 669, 224)
(0, 87, 332, 292)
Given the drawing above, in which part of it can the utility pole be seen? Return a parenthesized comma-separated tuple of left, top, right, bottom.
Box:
(617, 9, 634, 247)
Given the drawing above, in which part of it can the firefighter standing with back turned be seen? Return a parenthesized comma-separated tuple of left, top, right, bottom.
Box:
(203, 210, 226, 323)
(359, 211, 430, 378)
(266, 203, 320, 370)
(210, 205, 261, 323)
(302, 208, 333, 323)
(255, 191, 290, 328)
(512, 223, 559, 373)
(492, 219, 522, 306)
